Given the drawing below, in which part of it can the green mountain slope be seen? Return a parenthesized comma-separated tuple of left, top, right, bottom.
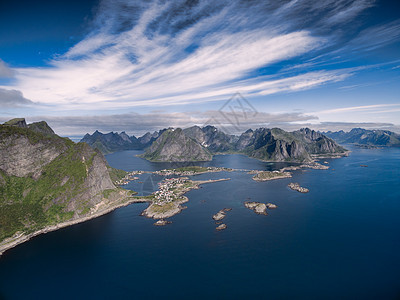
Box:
(0, 119, 130, 248)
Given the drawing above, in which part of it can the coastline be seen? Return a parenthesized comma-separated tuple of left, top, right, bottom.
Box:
(0, 193, 150, 257)
(142, 178, 230, 219)
(0, 178, 230, 255)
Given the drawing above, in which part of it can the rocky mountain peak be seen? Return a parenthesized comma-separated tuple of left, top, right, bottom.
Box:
(3, 118, 27, 128)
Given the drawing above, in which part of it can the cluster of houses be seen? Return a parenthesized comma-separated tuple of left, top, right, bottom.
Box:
(115, 172, 139, 186)
(154, 167, 228, 177)
(153, 177, 188, 205)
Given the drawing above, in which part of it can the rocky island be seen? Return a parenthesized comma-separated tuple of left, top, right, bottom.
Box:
(212, 208, 231, 230)
(213, 210, 226, 221)
(244, 201, 278, 215)
(250, 170, 292, 181)
(288, 183, 309, 193)
(244, 202, 268, 215)
(216, 224, 227, 231)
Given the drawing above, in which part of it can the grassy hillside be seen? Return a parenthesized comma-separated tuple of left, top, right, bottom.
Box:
(0, 123, 127, 242)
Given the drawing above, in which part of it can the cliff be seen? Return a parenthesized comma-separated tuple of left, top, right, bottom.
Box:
(141, 128, 212, 162)
(0, 119, 130, 252)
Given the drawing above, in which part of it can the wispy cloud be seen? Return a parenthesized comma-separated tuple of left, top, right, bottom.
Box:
(317, 104, 400, 114)
(4, 0, 379, 112)
(345, 20, 400, 52)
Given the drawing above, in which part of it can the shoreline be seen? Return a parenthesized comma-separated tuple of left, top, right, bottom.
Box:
(0, 178, 229, 256)
(0, 194, 150, 257)
(142, 178, 230, 219)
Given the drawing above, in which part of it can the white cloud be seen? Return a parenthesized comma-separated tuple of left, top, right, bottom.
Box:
(3, 0, 378, 113)
(317, 104, 400, 114)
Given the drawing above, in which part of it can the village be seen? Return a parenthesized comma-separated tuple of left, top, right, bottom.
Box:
(154, 166, 232, 176)
(114, 171, 142, 185)
(153, 177, 190, 205)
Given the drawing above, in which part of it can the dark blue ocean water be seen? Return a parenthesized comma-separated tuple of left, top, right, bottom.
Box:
(0, 146, 399, 299)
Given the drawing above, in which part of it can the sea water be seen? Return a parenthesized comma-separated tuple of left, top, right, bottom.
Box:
(0, 146, 399, 299)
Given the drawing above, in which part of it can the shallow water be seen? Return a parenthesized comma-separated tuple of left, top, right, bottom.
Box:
(0, 146, 399, 299)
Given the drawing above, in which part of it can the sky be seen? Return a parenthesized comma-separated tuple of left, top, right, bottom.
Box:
(0, 0, 400, 137)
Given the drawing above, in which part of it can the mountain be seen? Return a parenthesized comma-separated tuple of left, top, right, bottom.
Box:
(235, 127, 346, 162)
(292, 128, 346, 155)
(324, 128, 400, 147)
(0, 119, 131, 254)
(141, 128, 212, 162)
(236, 128, 312, 162)
(137, 129, 166, 147)
(183, 125, 237, 152)
(28, 121, 56, 135)
(81, 130, 142, 154)
(81, 129, 166, 154)
(140, 126, 346, 162)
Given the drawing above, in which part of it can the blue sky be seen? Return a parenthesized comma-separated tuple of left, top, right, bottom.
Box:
(0, 0, 399, 136)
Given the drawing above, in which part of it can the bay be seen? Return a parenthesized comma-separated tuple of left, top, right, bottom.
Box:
(0, 146, 399, 299)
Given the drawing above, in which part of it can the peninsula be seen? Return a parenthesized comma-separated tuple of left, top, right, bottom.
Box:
(141, 177, 230, 221)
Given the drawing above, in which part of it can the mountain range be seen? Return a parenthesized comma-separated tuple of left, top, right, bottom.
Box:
(141, 126, 347, 162)
(80, 129, 166, 154)
(324, 128, 400, 147)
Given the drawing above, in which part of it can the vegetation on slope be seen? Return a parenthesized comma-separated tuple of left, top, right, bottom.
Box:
(0, 122, 128, 242)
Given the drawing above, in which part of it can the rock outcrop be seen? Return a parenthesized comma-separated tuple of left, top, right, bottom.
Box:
(244, 202, 268, 215)
(27, 121, 55, 135)
(288, 182, 309, 193)
(216, 224, 227, 230)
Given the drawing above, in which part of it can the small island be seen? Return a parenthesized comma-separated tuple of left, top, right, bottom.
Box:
(212, 208, 231, 230)
(244, 202, 268, 215)
(280, 162, 329, 172)
(249, 170, 292, 181)
(216, 224, 227, 231)
(154, 219, 172, 226)
(288, 182, 309, 193)
(154, 166, 232, 176)
(213, 210, 226, 221)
